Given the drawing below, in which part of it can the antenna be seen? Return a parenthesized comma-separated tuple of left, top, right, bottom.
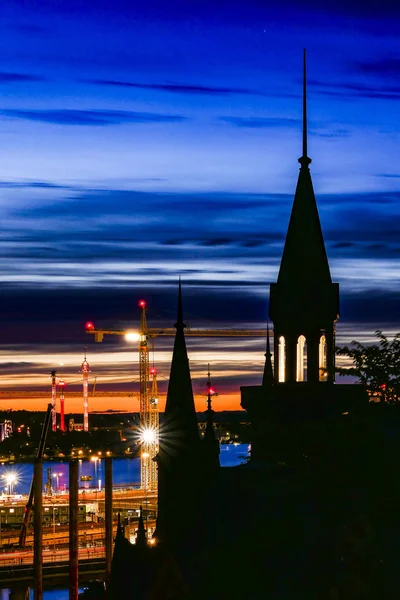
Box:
(303, 48, 307, 160)
(299, 49, 311, 167)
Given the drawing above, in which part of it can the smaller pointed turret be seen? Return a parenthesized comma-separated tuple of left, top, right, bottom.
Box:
(262, 324, 275, 387)
(115, 512, 125, 542)
(203, 365, 220, 468)
(136, 506, 148, 549)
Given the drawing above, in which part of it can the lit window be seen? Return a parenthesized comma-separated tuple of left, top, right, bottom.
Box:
(296, 335, 307, 382)
(278, 336, 286, 382)
(319, 335, 327, 381)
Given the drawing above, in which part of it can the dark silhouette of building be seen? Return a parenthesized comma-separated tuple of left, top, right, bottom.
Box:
(241, 52, 367, 459)
(108, 53, 377, 599)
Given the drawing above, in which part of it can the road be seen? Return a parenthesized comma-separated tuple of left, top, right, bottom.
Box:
(0, 546, 106, 567)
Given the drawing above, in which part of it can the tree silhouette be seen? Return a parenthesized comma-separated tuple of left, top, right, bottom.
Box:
(337, 330, 400, 403)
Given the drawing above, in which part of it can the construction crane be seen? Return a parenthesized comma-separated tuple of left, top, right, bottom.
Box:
(50, 370, 57, 432)
(19, 403, 52, 547)
(81, 346, 90, 432)
(85, 305, 267, 491)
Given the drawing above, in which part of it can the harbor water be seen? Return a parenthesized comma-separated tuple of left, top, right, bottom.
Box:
(0, 444, 250, 598)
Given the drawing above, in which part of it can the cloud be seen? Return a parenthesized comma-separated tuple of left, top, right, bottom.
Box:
(0, 180, 73, 189)
(309, 78, 400, 100)
(312, 129, 350, 138)
(219, 116, 299, 128)
(0, 109, 187, 126)
(0, 72, 47, 83)
(331, 242, 356, 249)
(356, 58, 400, 78)
(89, 79, 264, 96)
(377, 173, 400, 179)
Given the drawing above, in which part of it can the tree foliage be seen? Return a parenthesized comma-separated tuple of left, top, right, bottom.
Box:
(337, 330, 400, 403)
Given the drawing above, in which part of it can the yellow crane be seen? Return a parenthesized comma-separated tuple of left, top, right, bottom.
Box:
(85, 305, 268, 491)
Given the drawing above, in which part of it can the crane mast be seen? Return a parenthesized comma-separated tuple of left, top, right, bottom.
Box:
(50, 370, 57, 432)
(19, 403, 52, 547)
(138, 301, 158, 490)
(82, 346, 90, 432)
(85, 310, 268, 492)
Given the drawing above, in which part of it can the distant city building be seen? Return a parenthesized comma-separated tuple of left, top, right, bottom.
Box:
(69, 418, 84, 432)
(0, 420, 13, 442)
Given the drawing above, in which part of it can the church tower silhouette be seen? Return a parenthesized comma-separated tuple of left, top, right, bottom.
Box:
(241, 51, 366, 446)
(269, 49, 339, 385)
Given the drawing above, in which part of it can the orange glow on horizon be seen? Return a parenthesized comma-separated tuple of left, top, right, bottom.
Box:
(0, 391, 243, 413)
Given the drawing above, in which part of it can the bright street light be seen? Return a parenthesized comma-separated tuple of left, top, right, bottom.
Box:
(125, 332, 140, 342)
(141, 428, 157, 444)
(3, 472, 18, 495)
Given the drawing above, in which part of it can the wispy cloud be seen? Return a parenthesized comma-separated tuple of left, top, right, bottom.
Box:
(88, 79, 264, 96)
(377, 173, 400, 179)
(0, 180, 73, 189)
(0, 109, 187, 126)
(356, 58, 400, 78)
(0, 72, 47, 83)
(309, 78, 400, 100)
(219, 116, 299, 128)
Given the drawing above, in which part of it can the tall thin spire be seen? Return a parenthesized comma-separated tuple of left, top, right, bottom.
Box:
(175, 276, 186, 329)
(299, 48, 311, 168)
(205, 365, 215, 437)
(136, 506, 147, 549)
(115, 512, 124, 541)
(204, 364, 220, 468)
(262, 324, 274, 387)
(164, 279, 199, 443)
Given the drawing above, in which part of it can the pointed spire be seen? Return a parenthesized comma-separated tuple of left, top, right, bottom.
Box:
(84, 345, 87, 361)
(203, 365, 220, 467)
(136, 505, 147, 548)
(299, 48, 311, 168)
(164, 279, 199, 447)
(115, 512, 124, 541)
(276, 50, 332, 289)
(174, 276, 186, 329)
(262, 324, 274, 387)
(204, 365, 216, 438)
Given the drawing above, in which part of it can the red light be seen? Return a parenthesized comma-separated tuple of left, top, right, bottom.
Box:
(208, 388, 215, 395)
(150, 367, 157, 375)
(139, 300, 146, 308)
(380, 383, 387, 390)
(85, 321, 94, 330)
(58, 380, 65, 387)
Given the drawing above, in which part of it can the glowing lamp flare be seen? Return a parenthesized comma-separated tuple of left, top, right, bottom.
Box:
(140, 428, 157, 443)
(138, 300, 146, 308)
(85, 322, 94, 331)
(125, 331, 140, 342)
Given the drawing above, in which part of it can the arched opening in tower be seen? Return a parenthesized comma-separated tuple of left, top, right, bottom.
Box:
(296, 335, 307, 382)
(319, 334, 327, 381)
(278, 336, 286, 382)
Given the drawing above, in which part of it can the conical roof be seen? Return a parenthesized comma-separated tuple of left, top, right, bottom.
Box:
(277, 50, 332, 290)
(164, 280, 200, 448)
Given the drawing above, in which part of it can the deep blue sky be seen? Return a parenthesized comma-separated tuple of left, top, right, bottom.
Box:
(0, 0, 399, 406)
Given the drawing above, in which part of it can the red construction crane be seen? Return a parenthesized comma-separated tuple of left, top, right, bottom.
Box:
(85, 308, 267, 491)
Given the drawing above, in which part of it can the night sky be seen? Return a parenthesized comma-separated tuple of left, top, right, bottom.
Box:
(0, 0, 399, 411)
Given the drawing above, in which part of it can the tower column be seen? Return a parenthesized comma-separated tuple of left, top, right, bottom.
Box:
(306, 331, 320, 383)
(285, 334, 297, 383)
(325, 328, 336, 383)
